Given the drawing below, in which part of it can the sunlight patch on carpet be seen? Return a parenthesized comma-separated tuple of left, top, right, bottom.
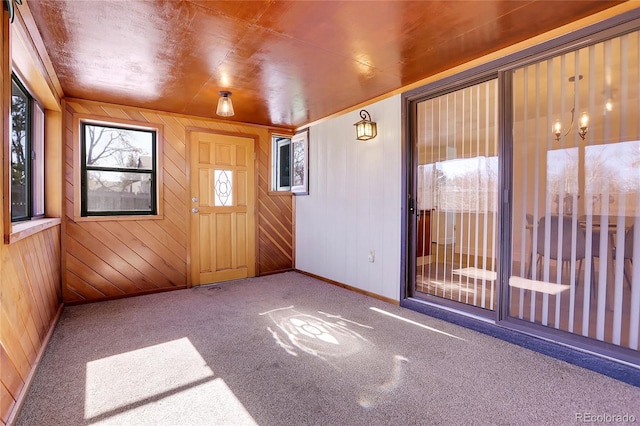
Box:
(85, 337, 256, 425)
(369, 307, 465, 341)
(260, 306, 371, 360)
(358, 355, 409, 409)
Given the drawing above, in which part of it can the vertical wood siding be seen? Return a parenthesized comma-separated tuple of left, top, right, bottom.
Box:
(0, 226, 62, 424)
(63, 99, 293, 303)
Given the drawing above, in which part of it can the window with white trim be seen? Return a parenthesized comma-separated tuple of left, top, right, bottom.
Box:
(272, 135, 291, 191)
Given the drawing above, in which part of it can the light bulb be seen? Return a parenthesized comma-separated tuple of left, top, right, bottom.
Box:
(553, 119, 562, 140)
(580, 112, 589, 128)
(578, 112, 589, 140)
(605, 99, 613, 112)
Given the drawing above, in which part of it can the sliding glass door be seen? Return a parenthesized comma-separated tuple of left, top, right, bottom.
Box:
(407, 23, 639, 362)
(413, 79, 499, 312)
(509, 30, 640, 351)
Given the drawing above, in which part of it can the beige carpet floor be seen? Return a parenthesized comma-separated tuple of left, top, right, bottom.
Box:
(16, 271, 640, 425)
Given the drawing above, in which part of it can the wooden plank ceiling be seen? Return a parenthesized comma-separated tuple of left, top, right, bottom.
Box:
(26, 0, 622, 129)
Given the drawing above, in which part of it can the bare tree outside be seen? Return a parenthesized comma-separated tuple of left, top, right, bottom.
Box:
(547, 147, 579, 215)
(292, 140, 305, 186)
(585, 141, 640, 215)
(433, 156, 499, 213)
(11, 81, 29, 220)
(85, 126, 145, 189)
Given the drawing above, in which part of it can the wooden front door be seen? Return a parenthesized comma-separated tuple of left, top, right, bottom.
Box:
(190, 131, 256, 285)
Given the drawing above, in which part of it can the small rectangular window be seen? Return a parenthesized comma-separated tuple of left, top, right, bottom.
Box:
(10, 74, 45, 222)
(272, 136, 291, 191)
(11, 77, 30, 221)
(81, 123, 157, 216)
(271, 131, 309, 194)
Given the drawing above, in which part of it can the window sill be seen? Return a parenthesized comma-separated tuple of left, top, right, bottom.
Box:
(6, 217, 62, 244)
(72, 214, 164, 223)
(267, 191, 293, 196)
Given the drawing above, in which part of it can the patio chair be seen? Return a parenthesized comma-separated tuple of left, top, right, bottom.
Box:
(534, 215, 587, 288)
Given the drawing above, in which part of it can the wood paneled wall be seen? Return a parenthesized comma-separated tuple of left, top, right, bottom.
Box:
(1, 227, 62, 425)
(1, 5, 64, 424)
(63, 99, 293, 303)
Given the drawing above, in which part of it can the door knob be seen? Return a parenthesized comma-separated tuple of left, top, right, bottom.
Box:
(192, 208, 199, 213)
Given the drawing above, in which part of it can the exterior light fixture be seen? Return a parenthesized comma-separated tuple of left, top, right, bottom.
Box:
(552, 75, 588, 142)
(354, 109, 377, 141)
(216, 91, 234, 117)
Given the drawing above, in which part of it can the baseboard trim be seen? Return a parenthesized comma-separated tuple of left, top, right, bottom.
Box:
(65, 285, 186, 305)
(259, 268, 294, 277)
(7, 303, 64, 426)
(295, 269, 399, 306)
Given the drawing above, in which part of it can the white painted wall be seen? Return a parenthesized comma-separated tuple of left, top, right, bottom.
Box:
(295, 95, 402, 300)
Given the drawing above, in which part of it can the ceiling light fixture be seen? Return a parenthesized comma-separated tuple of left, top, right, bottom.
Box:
(216, 91, 234, 117)
(552, 75, 588, 142)
(354, 109, 377, 141)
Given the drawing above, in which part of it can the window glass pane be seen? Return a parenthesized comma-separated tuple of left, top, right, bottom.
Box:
(84, 124, 153, 169)
(214, 169, 233, 206)
(272, 136, 291, 191)
(585, 141, 640, 216)
(292, 141, 305, 186)
(413, 78, 499, 311)
(547, 148, 579, 215)
(86, 170, 152, 212)
(417, 164, 435, 211)
(433, 156, 498, 213)
(82, 122, 156, 216)
(509, 30, 640, 351)
(278, 142, 291, 188)
(11, 79, 29, 221)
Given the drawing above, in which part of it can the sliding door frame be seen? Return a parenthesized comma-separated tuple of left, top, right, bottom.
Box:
(404, 72, 500, 320)
(495, 27, 640, 367)
(400, 10, 640, 368)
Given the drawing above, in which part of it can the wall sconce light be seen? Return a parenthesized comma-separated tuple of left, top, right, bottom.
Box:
(354, 109, 377, 141)
(552, 75, 588, 142)
(216, 91, 234, 117)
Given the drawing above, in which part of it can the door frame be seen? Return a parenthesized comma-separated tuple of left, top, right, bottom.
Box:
(185, 127, 259, 287)
(402, 71, 500, 320)
(399, 12, 640, 370)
